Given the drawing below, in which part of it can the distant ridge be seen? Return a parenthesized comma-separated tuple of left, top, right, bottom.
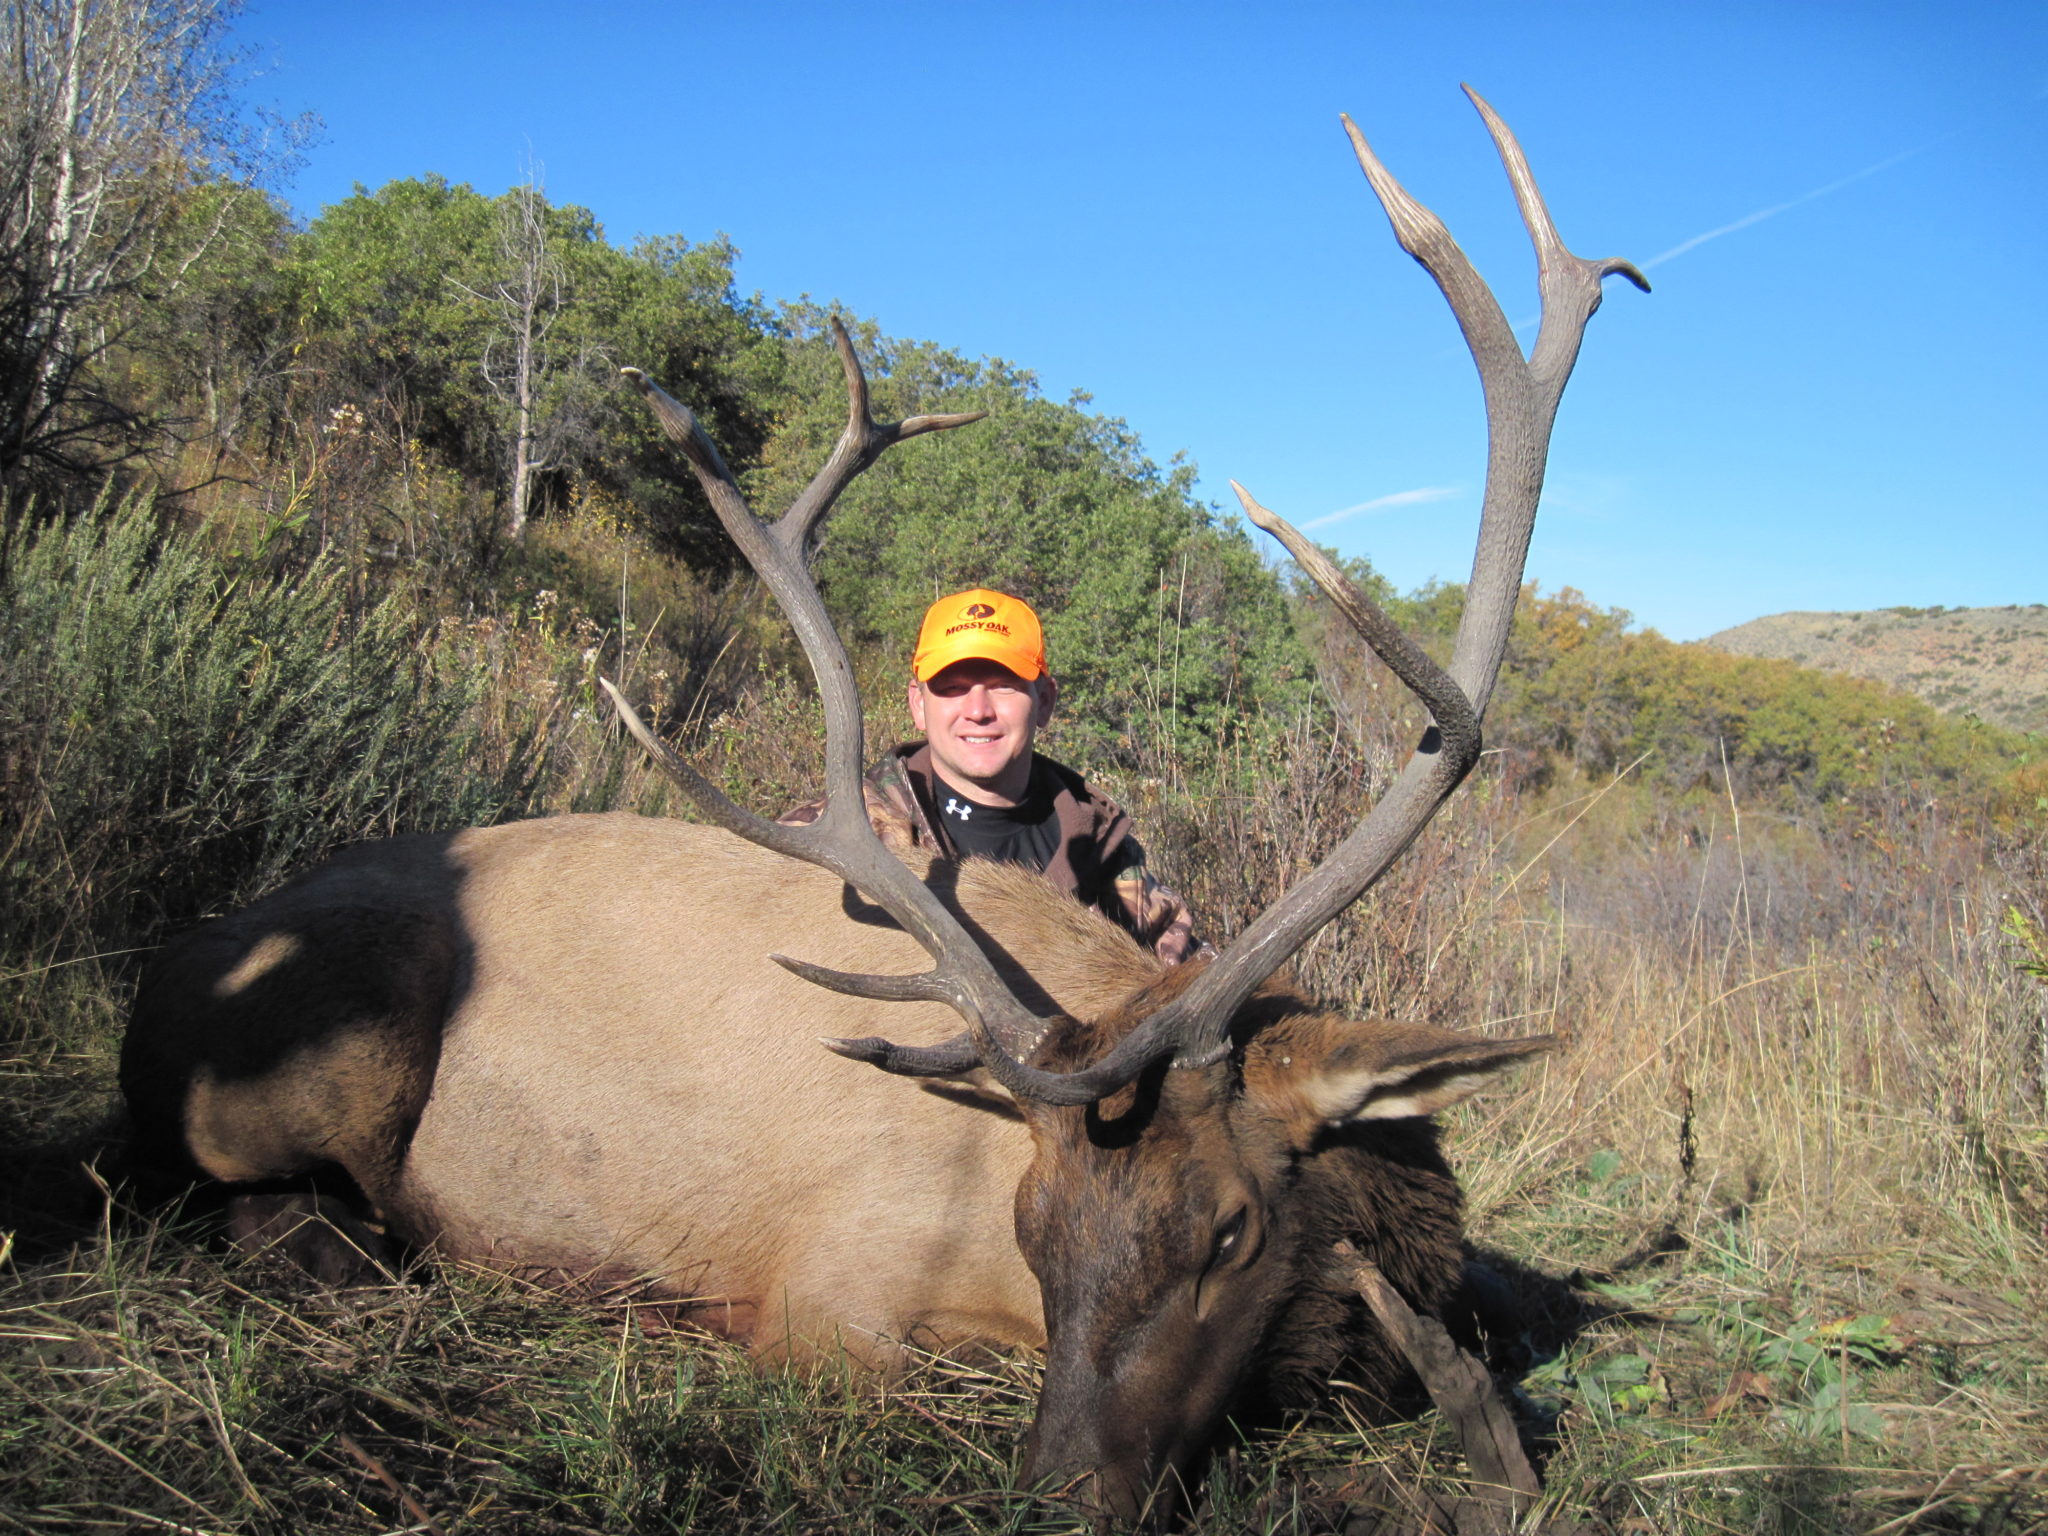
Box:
(1702, 605, 2048, 736)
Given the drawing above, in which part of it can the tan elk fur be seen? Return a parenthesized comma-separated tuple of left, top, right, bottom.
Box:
(123, 811, 1534, 1390)
(128, 812, 1158, 1363)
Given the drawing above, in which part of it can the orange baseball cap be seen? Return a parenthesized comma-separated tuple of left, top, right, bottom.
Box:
(911, 589, 1048, 682)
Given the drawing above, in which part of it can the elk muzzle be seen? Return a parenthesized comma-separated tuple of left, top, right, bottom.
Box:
(1018, 1277, 1269, 1527)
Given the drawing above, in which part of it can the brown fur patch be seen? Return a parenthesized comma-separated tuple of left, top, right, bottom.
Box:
(953, 857, 1161, 1019)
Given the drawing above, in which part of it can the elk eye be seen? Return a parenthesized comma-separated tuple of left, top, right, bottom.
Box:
(1210, 1207, 1249, 1269)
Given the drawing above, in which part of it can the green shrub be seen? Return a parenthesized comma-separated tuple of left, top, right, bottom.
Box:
(0, 499, 535, 1048)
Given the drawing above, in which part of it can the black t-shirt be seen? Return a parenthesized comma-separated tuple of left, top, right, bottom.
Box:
(923, 760, 1062, 871)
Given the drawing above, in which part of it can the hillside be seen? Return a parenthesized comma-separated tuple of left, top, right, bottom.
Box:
(1703, 604, 2048, 735)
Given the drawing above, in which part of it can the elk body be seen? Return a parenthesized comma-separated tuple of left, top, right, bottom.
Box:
(123, 820, 1530, 1452)
(122, 91, 1642, 1523)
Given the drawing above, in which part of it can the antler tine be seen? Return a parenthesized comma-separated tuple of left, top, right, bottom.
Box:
(1104, 492, 1484, 1072)
(1450, 85, 1649, 718)
(617, 366, 867, 800)
(1340, 107, 1533, 720)
(821, 1030, 988, 1077)
(1235, 485, 1477, 765)
(601, 673, 811, 861)
(1462, 84, 1650, 391)
(776, 317, 989, 562)
(612, 364, 1117, 1105)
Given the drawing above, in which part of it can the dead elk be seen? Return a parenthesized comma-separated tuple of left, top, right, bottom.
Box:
(122, 89, 1642, 1525)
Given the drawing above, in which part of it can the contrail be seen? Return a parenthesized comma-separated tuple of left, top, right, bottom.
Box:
(1301, 486, 1459, 532)
(1498, 132, 1955, 336)
(1642, 135, 1952, 270)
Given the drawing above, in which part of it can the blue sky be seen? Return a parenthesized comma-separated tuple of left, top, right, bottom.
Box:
(236, 1, 2045, 641)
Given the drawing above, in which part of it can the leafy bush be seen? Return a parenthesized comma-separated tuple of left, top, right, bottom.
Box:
(756, 314, 1313, 766)
(0, 499, 534, 1045)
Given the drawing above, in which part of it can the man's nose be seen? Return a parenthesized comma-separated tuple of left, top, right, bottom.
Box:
(962, 685, 997, 717)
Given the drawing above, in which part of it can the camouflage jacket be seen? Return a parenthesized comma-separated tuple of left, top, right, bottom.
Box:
(778, 742, 1201, 965)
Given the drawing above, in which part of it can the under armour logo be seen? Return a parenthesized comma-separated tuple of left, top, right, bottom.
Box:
(944, 797, 972, 820)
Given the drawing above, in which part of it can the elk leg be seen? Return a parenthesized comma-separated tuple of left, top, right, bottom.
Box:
(129, 908, 454, 1209)
(226, 1191, 396, 1286)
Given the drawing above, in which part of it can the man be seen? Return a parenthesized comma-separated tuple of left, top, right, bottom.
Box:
(781, 588, 1200, 964)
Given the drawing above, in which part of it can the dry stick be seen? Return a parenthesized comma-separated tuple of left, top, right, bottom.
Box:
(1335, 1241, 1540, 1517)
(1631, 1462, 1912, 1483)
(334, 1431, 447, 1536)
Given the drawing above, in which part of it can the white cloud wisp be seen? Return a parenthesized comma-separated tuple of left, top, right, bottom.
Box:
(1300, 486, 1460, 532)
(1642, 136, 1950, 270)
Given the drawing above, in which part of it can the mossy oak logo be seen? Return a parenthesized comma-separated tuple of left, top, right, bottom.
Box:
(946, 600, 1010, 638)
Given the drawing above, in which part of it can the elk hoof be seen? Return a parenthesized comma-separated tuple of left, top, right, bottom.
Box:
(225, 1193, 394, 1286)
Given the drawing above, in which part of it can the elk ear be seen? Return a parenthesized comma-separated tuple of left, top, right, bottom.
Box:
(1246, 1019, 1556, 1140)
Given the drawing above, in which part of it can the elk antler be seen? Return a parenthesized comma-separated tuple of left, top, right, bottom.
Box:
(612, 90, 1644, 1105)
(606, 320, 1106, 1103)
(1101, 88, 1652, 1080)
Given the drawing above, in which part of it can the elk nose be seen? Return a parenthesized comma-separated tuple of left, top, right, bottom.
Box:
(1023, 1427, 1180, 1528)
(1024, 1464, 1161, 1528)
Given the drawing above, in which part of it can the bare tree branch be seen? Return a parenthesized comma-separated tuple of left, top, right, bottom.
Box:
(0, 0, 310, 518)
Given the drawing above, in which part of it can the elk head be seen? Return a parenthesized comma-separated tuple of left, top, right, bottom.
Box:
(605, 85, 1642, 1526)
(1006, 988, 1558, 1522)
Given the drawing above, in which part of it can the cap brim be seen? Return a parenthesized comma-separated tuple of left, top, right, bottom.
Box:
(913, 642, 1045, 682)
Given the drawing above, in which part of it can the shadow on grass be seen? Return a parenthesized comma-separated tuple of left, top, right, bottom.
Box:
(0, 1110, 130, 1262)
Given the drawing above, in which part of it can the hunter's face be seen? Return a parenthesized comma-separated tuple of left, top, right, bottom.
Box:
(910, 659, 1056, 804)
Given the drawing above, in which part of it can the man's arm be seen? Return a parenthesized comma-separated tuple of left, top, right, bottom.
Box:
(775, 750, 936, 856)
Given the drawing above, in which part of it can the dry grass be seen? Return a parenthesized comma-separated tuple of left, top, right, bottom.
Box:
(3, 515, 2045, 1531)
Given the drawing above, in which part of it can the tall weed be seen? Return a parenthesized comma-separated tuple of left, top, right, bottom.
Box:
(1, 505, 2042, 1531)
